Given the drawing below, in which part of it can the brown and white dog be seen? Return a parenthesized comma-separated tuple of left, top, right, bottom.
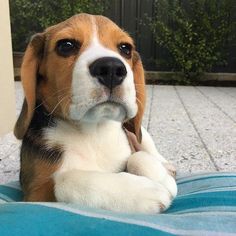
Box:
(14, 13, 177, 214)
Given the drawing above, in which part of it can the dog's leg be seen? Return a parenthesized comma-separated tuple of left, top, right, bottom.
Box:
(142, 127, 177, 177)
(54, 170, 173, 214)
(127, 151, 177, 198)
(125, 127, 177, 197)
(141, 127, 168, 162)
(126, 127, 177, 178)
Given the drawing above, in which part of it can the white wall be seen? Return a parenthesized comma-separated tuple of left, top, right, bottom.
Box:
(0, 0, 16, 136)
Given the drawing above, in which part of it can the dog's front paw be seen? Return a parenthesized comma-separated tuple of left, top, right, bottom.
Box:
(127, 151, 178, 198)
(54, 170, 173, 214)
(120, 174, 173, 214)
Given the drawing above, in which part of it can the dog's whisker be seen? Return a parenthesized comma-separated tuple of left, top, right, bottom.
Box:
(135, 90, 146, 96)
(46, 87, 71, 98)
(47, 96, 70, 116)
(62, 99, 71, 120)
(136, 97, 144, 109)
(34, 89, 71, 111)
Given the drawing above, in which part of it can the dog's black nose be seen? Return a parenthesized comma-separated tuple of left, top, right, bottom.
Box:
(89, 57, 127, 90)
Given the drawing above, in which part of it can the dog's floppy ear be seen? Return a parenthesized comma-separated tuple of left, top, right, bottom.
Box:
(14, 33, 45, 139)
(124, 51, 146, 143)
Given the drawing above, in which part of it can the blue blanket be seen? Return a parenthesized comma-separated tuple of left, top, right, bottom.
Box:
(0, 172, 236, 236)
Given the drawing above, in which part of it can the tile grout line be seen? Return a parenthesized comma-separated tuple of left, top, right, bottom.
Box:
(215, 87, 236, 100)
(174, 86, 219, 171)
(147, 85, 154, 132)
(196, 87, 236, 124)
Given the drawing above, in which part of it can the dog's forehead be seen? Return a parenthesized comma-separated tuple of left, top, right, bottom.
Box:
(45, 14, 132, 47)
(95, 15, 133, 46)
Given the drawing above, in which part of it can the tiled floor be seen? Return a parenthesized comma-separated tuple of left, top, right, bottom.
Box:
(0, 82, 235, 184)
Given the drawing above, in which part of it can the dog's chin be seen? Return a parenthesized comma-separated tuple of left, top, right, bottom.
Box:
(80, 102, 127, 123)
(70, 99, 138, 124)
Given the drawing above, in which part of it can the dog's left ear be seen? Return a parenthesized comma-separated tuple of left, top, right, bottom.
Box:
(14, 33, 45, 139)
(123, 51, 146, 143)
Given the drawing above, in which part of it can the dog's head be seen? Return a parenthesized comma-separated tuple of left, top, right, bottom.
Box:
(14, 13, 146, 142)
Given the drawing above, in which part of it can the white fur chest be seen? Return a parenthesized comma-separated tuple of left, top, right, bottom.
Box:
(44, 120, 131, 174)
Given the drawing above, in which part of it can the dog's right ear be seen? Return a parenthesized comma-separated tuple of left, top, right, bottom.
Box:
(123, 51, 146, 143)
(14, 33, 45, 139)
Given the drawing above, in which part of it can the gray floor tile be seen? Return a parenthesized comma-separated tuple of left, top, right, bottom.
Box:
(197, 86, 236, 122)
(216, 87, 236, 99)
(148, 86, 216, 174)
(176, 86, 236, 171)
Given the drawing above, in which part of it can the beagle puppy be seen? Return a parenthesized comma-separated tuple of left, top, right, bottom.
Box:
(14, 13, 177, 214)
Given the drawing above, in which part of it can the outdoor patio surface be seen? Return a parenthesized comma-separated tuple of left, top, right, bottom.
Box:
(0, 82, 235, 184)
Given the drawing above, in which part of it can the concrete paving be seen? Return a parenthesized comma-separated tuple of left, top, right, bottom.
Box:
(0, 82, 235, 184)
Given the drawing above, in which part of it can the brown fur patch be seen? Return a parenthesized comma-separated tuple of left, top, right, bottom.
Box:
(20, 103, 63, 202)
(21, 136, 63, 201)
(22, 159, 59, 202)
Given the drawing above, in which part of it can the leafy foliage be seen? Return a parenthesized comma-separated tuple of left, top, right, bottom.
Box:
(10, 0, 108, 51)
(150, 0, 236, 82)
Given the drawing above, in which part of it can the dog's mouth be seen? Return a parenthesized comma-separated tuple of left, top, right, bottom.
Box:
(80, 100, 128, 123)
(69, 97, 133, 123)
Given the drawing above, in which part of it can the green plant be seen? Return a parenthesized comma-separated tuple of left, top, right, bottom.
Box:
(150, 0, 236, 82)
(10, 0, 108, 51)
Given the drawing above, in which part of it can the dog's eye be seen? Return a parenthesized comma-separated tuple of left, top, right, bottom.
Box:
(118, 43, 132, 59)
(56, 39, 80, 57)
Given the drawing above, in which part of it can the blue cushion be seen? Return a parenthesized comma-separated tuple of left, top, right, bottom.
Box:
(0, 172, 236, 236)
